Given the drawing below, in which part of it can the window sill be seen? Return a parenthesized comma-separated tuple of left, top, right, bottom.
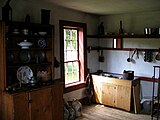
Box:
(64, 82, 86, 93)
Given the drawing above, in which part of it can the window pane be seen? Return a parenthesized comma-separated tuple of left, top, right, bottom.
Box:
(64, 29, 78, 62)
(64, 61, 79, 84)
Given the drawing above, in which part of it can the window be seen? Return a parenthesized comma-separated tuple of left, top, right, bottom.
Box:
(59, 20, 87, 90)
(64, 28, 79, 84)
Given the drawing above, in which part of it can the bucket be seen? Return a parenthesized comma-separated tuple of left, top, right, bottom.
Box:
(141, 96, 152, 114)
(41, 9, 50, 24)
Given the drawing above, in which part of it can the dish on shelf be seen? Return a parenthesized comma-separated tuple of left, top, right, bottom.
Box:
(20, 51, 31, 63)
(37, 70, 51, 82)
(38, 38, 46, 48)
(35, 51, 46, 63)
(17, 66, 33, 84)
(17, 40, 33, 49)
(38, 31, 47, 36)
(12, 28, 19, 34)
(12, 31, 20, 34)
(7, 52, 14, 63)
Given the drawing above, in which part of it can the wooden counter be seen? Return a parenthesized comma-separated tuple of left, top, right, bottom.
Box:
(92, 75, 140, 113)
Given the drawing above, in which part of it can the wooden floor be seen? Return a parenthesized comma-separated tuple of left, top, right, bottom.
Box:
(76, 104, 156, 120)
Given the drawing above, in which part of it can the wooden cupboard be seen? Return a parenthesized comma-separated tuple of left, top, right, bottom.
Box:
(0, 21, 63, 120)
(92, 74, 140, 112)
(3, 83, 63, 120)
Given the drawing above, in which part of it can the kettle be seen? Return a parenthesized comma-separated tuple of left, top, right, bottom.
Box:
(123, 70, 134, 80)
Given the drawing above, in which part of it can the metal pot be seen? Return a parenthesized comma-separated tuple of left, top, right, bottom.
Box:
(123, 70, 134, 80)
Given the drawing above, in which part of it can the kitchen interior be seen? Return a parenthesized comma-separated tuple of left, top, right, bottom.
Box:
(0, 0, 160, 120)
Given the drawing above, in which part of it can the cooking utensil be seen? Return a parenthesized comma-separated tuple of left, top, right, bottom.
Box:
(99, 50, 104, 62)
(136, 49, 139, 59)
(155, 48, 160, 61)
(127, 49, 137, 62)
(127, 48, 132, 62)
(144, 50, 153, 62)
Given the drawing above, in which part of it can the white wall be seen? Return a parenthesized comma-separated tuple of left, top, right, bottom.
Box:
(87, 11, 160, 99)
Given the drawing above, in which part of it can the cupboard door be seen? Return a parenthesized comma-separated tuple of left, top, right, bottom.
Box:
(52, 84, 63, 120)
(29, 87, 53, 120)
(13, 93, 29, 120)
(102, 83, 117, 107)
(3, 92, 29, 120)
(117, 85, 131, 111)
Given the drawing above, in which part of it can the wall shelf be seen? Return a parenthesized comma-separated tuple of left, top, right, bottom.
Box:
(87, 34, 160, 52)
(87, 46, 159, 52)
(87, 34, 160, 38)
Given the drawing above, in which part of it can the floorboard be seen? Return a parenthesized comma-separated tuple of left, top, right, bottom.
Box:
(76, 104, 156, 120)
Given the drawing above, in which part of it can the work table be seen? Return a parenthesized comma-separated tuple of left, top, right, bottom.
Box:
(92, 74, 140, 113)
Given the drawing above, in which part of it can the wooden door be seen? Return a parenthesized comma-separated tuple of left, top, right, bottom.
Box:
(29, 87, 53, 120)
(102, 83, 117, 107)
(117, 85, 131, 111)
(52, 83, 63, 120)
(3, 92, 29, 120)
(13, 93, 29, 120)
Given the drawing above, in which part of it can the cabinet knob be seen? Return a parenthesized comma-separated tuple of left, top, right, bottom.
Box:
(28, 99, 32, 103)
(43, 108, 47, 112)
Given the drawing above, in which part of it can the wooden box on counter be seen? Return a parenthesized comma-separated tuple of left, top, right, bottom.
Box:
(92, 74, 140, 113)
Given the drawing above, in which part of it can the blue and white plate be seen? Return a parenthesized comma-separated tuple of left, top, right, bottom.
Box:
(38, 38, 46, 48)
(17, 66, 33, 84)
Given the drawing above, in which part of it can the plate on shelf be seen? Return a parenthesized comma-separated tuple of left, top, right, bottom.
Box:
(38, 38, 46, 48)
(12, 31, 20, 34)
(35, 51, 46, 63)
(7, 52, 14, 63)
(17, 66, 33, 84)
(38, 31, 47, 36)
(20, 51, 31, 63)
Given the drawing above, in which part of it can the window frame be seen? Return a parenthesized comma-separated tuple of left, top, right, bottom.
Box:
(59, 20, 87, 93)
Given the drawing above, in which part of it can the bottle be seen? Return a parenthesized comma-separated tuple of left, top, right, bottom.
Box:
(25, 14, 30, 25)
(119, 20, 124, 35)
(98, 22, 104, 35)
(2, 0, 12, 24)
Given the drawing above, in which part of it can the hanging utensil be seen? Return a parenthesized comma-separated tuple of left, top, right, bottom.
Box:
(130, 49, 137, 60)
(136, 49, 139, 59)
(155, 48, 160, 61)
(99, 50, 104, 62)
(127, 49, 137, 62)
(127, 48, 132, 62)
(144, 50, 153, 62)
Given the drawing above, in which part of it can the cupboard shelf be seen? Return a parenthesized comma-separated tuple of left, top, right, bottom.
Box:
(7, 62, 52, 68)
(7, 48, 52, 51)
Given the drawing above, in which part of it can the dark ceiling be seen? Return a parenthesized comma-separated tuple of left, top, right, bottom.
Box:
(48, 0, 160, 15)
